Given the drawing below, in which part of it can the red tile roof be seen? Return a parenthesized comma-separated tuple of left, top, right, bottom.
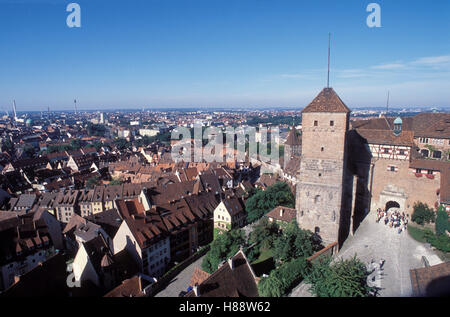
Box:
(410, 262, 450, 297)
(302, 88, 351, 113)
(265, 206, 296, 223)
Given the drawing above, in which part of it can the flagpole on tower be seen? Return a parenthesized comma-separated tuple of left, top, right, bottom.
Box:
(327, 33, 331, 88)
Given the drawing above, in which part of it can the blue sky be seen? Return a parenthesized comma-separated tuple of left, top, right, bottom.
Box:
(0, 0, 449, 110)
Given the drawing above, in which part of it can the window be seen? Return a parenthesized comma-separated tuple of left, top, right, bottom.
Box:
(416, 169, 422, 174)
(314, 120, 318, 127)
(427, 170, 433, 175)
(399, 150, 405, 155)
(384, 148, 389, 154)
(433, 151, 442, 159)
(330, 120, 334, 126)
(421, 149, 429, 157)
(321, 147, 324, 152)
(390, 166, 395, 172)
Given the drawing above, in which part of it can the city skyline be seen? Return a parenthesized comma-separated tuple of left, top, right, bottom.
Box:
(1, 0, 450, 110)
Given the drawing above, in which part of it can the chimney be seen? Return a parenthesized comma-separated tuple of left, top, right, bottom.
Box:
(228, 257, 234, 270)
(193, 284, 200, 297)
(280, 208, 284, 217)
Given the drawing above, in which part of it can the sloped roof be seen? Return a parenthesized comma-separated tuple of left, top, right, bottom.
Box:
(189, 267, 211, 287)
(410, 262, 450, 297)
(302, 88, 351, 113)
(356, 129, 415, 146)
(185, 250, 258, 297)
(285, 127, 301, 146)
(351, 113, 450, 140)
(266, 206, 297, 223)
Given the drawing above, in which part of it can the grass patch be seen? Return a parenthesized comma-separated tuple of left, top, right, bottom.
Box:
(407, 225, 428, 243)
(252, 248, 273, 265)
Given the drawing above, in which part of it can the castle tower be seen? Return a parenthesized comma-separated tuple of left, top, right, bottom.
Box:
(284, 126, 302, 169)
(296, 87, 351, 246)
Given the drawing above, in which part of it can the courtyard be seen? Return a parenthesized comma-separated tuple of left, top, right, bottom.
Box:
(336, 211, 443, 297)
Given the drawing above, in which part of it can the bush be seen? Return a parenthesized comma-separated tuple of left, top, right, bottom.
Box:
(306, 255, 374, 297)
(245, 246, 261, 263)
(248, 218, 280, 251)
(435, 206, 449, 236)
(258, 257, 309, 297)
(201, 229, 245, 274)
(272, 220, 322, 264)
(428, 234, 450, 253)
(412, 202, 435, 225)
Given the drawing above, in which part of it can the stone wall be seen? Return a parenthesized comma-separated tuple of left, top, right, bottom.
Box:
(370, 158, 440, 213)
(296, 112, 349, 246)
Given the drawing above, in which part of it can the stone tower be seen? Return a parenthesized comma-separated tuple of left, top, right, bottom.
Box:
(296, 87, 351, 246)
(284, 126, 302, 169)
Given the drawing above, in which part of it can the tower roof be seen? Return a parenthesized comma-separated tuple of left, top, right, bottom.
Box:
(285, 127, 301, 146)
(302, 88, 351, 113)
(394, 117, 403, 124)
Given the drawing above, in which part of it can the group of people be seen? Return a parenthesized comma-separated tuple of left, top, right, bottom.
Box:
(376, 208, 409, 234)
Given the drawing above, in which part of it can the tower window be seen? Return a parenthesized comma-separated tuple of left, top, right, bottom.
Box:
(314, 120, 318, 127)
(330, 120, 334, 126)
(314, 195, 321, 203)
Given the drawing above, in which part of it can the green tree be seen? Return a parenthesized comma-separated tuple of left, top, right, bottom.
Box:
(248, 218, 280, 251)
(201, 229, 245, 274)
(47, 144, 72, 153)
(258, 257, 309, 297)
(245, 182, 295, 223)
(423, 227, 450, 252)
(87, 141, 103, 151)
(86, 176, 100, 189)
(87, 123, 107, 137)
(109, 177, 123, 186)
(411, 202, 435, 225)
(70, 139, 83, 150)
(435, 205, 449, 236)
(113, 138, 130, 150)
(272, 220, 321, 264)
(306, 255, 374, 297)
